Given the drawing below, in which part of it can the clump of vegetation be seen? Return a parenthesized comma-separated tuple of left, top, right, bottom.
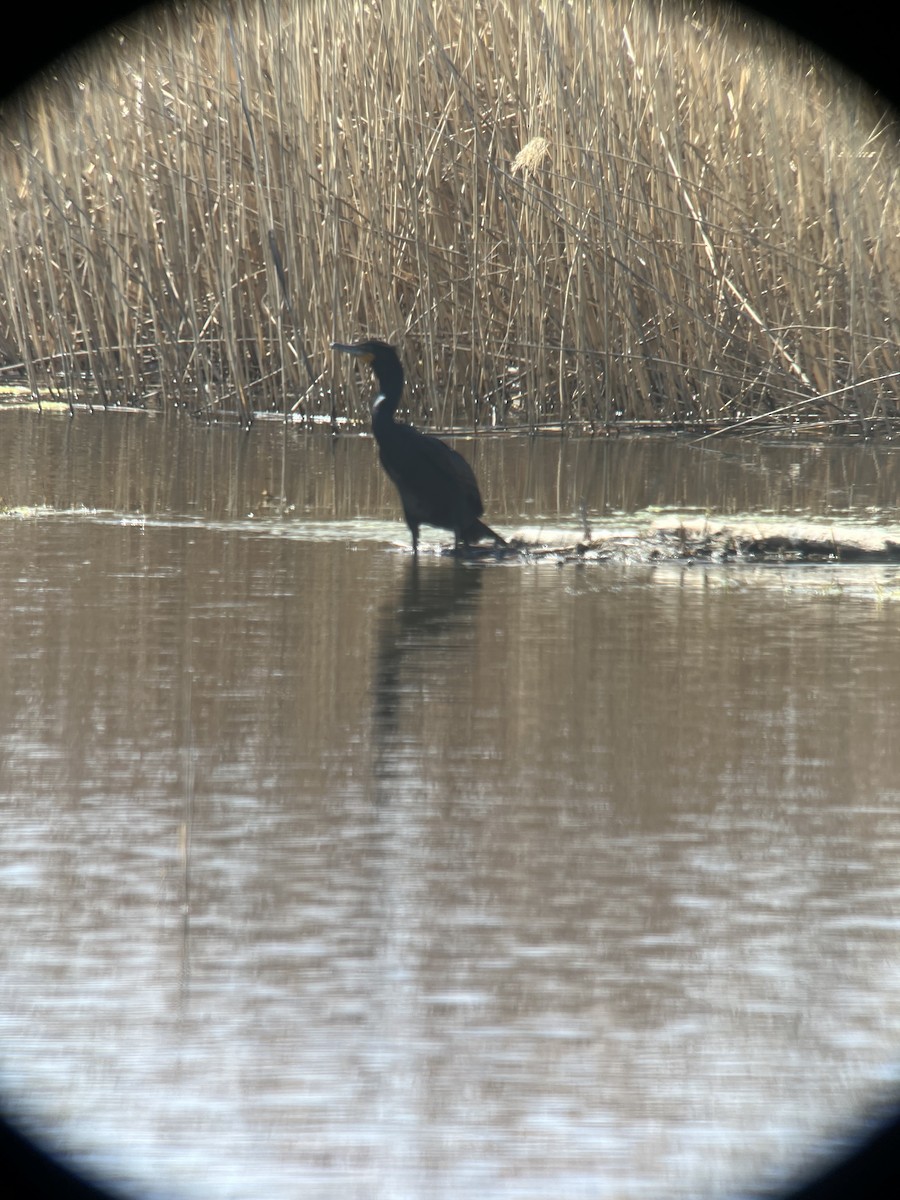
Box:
(0, 0, 897, 432)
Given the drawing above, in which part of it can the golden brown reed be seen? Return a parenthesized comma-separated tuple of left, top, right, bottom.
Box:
(0, 0, 897, 432)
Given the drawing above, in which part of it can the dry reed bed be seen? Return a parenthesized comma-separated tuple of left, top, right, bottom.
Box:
(0, 0, 897, 431)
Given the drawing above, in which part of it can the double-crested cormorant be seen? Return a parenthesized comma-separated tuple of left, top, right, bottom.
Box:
(331, 339, 506, 556)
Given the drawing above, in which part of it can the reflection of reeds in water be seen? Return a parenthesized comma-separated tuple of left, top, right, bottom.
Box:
(0, 0, 897, 432)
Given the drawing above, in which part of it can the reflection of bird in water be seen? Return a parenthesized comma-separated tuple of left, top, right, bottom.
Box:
(372, 560, 484, 790)
(331, 339, 506, 556)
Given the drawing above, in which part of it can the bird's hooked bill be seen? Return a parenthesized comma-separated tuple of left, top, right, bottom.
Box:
(331, 342, 374, 362)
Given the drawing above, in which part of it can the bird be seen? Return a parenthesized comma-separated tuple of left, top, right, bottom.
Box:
(331, 339, 506, 556)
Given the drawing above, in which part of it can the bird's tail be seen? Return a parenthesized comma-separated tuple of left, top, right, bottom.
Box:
(466, 519, 507, 547)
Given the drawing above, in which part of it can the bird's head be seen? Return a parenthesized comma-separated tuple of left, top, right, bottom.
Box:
(331, 339, 404, 403)
(331, 339, 395, 366)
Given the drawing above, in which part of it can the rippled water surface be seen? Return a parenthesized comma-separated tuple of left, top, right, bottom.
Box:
(3, 411, 900, 1199)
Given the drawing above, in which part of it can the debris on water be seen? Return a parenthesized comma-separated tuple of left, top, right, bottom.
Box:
(448, 516, 900, 565)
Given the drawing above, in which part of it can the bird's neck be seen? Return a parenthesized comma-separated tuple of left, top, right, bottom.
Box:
(371, 359, 404, 428)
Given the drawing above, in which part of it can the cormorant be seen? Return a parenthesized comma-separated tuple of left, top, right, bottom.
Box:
(331, 339, 506, 556)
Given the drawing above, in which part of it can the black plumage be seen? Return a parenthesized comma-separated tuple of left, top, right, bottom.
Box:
(332, 339, 505, 556)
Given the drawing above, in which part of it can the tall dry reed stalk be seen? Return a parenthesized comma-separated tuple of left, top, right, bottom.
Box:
(0, 0, 897, 432)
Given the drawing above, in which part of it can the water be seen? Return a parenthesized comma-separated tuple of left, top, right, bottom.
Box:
(2, 410, 900, 1199)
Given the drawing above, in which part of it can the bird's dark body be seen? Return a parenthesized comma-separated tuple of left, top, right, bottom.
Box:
(332, 339, 505, 555)
(374, 405, 493, 547)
